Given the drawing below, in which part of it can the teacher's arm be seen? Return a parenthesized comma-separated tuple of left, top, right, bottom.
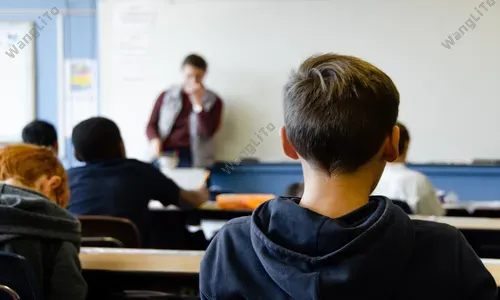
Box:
(197, 98, 223, 137)
(146, 92, 166, 156)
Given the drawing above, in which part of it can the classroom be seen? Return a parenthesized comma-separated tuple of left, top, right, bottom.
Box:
(1, 0, 500, 299)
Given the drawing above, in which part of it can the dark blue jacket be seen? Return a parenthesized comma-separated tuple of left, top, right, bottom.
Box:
(67, 159, 180, 245)
(201, 196, 497, 299)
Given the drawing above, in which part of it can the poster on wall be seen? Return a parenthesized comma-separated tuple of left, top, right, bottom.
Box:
(112, 0, 157, 84)
(64, 59, 98, 138)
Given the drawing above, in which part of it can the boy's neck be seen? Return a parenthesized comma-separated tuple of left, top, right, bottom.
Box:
(299, 166, 373, 219)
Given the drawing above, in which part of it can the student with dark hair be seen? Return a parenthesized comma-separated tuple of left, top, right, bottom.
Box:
(22, 120, 58, 154)
(373, 122, 444, 216)
(0, 144, 87, 300)
(200, 54, 496, 299)
(146, 54, 224, 167)
(67, 117, 209, 246)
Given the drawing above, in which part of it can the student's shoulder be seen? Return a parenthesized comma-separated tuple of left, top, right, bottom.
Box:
(413, 219, 459, 234)
(202, 217, 251, 262)
(125, 158, 158, 171)
(201, 217, 252, 298)
(119, 160, 166, 182)
(411, 219, 462, 247)
(409, 220, 471, 272)
(216, 217, 252, 239)
(206, 217, 252, 251)
(202, 217, 252, 265)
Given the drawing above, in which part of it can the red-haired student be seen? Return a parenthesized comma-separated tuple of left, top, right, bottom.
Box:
(0, 144, 87, 300)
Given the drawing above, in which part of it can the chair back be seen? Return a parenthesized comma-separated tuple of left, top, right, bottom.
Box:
(0, 252, 38, 300)
(79, 216, 141, 248)
(391, 199, 413, 215)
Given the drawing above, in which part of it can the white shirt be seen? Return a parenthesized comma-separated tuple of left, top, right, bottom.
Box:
(372, 163, 445, 216)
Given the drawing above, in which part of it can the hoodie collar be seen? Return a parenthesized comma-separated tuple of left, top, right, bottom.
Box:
(0, 184, 81, 245)
(250, 196, 415, 299)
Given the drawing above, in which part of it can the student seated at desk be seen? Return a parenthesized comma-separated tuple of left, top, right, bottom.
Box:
(22, 120, 59, 155)
(66, 117, 208, 246)
(200, 54, 497, 299)
(372, 122, 444, 216)
(0, 144, 87, 300)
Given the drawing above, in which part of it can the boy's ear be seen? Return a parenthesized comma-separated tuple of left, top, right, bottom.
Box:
(383, 125, 400, 162)
(47, 175, 62, 190)
(280, 126, 299, 160)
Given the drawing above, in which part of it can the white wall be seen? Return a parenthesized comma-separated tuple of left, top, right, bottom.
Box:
(0, 21, 35, 142)
(99, 0, 500, 163)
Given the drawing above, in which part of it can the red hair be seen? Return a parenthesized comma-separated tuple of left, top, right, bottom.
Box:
(0, 144, 69, 207)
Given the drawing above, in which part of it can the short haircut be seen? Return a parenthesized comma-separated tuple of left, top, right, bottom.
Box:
(22, 120, 57, 147)
(182, 54, 208, 71)
(72, 117, 123, 163)
(397, 121, 410, 155)
(284, 53, 400, 174)
(0, 144, 68, 208)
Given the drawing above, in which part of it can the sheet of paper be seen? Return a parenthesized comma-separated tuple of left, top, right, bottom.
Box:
(148, 201, 179, 210)
(161, 168, 209, 191)
(200, 220, 226, 240)
(112, 0, 158, 85)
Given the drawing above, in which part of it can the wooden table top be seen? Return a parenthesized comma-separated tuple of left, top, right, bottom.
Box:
(443, 201, 500, 211)
(80, 248, 500, 286)
(484, 259, 500, 286)
(410, 215, 500, 230)
(80, 247, 203, 274)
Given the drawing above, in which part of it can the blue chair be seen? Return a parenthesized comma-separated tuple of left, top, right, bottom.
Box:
(0, 252, 39, 300)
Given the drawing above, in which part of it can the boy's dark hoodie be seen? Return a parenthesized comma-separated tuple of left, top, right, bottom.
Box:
(0, 183, 87, 300)
(201, 196, 497, 299)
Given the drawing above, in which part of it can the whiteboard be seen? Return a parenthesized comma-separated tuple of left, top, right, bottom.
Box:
(0, 21, 36, 142)
(99, 0, 500, 163)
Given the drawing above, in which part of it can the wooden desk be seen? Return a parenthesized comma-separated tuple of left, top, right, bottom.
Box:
(484, 259, 500, 287)
(444, 201, 500, 211)
(444, 201, 500, 218)
(80, 247, 500, 287)
(80, 247, 203, 274)
(81, 248, 203, 296)
(411, 215, 500, 231)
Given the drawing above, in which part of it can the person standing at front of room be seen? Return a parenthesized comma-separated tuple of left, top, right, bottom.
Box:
(146, 54, 223, 167)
